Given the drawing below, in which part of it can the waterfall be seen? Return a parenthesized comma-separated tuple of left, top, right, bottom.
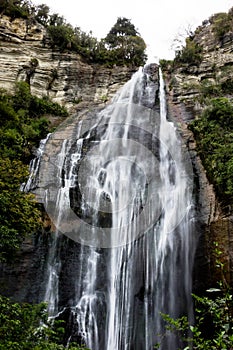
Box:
(21, 133, 51, 192)
(31, 64, 197, 349)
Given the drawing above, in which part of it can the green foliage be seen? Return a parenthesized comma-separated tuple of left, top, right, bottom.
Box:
(0, 82, 68, 262)
(158, 246, 233, 349)
(0, 82, 67, 161)
(198, 79, 222, 100)
(47, 16, 147, 66)
(104, 17, 147, 66)
(35, 4, 50, 25)
(210, 9, 233, 41)
(0, 295, 88, 350)
(189, 97, 233, 207)
(0, 158, 41, 262)
(159, 59, 173, 72)
(105, 17, 138, 46)
(47, 24, 74, 51)
(0, 0, 31, 19)
(160, 289, 233, 350)
(13, 81, 68, 117)
(0, 1, 146, 66)
(220, 78, 233, 94)
(174, 37, 203, 66)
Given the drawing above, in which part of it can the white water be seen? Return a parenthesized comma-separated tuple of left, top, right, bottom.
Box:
(44, 133, 84, 316)
(21, 133, 51, 192)
(72, 66, 195, 349)
(30, 64, 196, 349)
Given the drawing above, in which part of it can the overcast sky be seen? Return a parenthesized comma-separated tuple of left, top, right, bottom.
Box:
(32, 0, 232, 60)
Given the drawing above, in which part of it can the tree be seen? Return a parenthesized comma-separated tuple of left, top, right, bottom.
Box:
(105, 17, 147, 66)
(0, 0, 31, 19)
(49, 13, 65, 26)
(35, 3, 50, 25)
(47, 24, 74, 50)
(105, 17, 138, 47)
(124, 35, 147, 65)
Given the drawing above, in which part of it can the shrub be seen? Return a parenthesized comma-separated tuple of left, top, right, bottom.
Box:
(210, 12, 232, 41)
(0, 83, 68, 261)
(157, 244, 233, 349)
(189, 98, 233, 207)
(0, 295, 89, 349)
(47, 24, 74, 51)
(159, 289, 233, 349)
(0, 158, 41, 262)
(174, 37, 203, 66)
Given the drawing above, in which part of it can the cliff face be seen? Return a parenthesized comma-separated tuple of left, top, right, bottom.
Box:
(165, 20, 233, 117)
(164, 15, 233, 290)
(0, 15, 138, 300)
(0, 15, 136, 113)
(0, 12, 232, 296)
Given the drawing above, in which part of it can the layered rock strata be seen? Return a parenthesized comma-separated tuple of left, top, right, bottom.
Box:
(0, 15, 136, 113)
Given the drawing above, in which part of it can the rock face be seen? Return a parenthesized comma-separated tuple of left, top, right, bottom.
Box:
(0, 15, 136, 113)
(164, 15, 233, 290)
(0, 15, 138, 301)
(165, 21, 233, 117)
(0, 10, 232, 302)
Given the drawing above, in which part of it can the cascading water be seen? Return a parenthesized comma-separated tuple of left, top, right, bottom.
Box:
(21, 133, 51, 192)
(31, 63, 197, 349)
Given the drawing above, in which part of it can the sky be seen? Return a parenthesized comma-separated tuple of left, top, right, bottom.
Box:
(32, 0, 233, 60)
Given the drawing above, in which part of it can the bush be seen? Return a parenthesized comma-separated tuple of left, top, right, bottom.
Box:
(189, 98, 233, 207)
(159, 289, 233, 349)
(199, 79, 221, 99)
(0, 0, 31, 19)
(210, 12, 233, 41)
(0, 83, 68, 262)
(157, 244, 233, 349)
(174, 37, 203, 66)
(0, 158, 41, 262)
(0, 295, 89, 350)
(47, 24, 74, 51)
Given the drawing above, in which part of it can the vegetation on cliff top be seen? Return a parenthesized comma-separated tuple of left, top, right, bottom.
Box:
(0, 0, 147, 66)
(160, 6, 233, 70)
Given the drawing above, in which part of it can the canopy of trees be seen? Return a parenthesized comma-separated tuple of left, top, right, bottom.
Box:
(105, 17, 147, 66)
(0, 1, 147, 66)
